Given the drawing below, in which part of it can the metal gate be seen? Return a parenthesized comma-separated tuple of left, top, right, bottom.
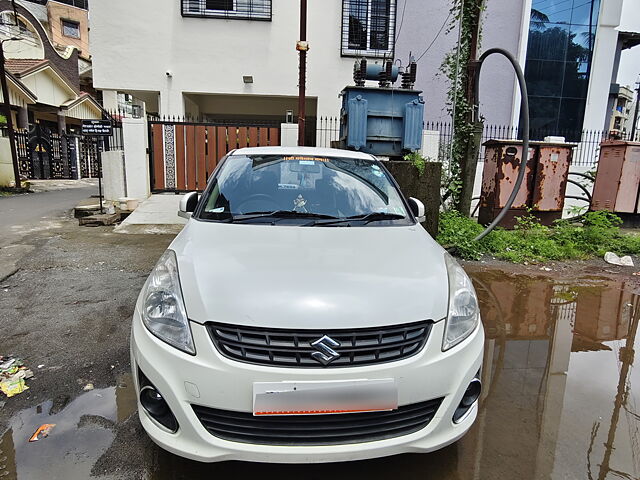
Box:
(15, 125, 75, 179)
(149, 119, 281, 192)
(15, 125, 102, 180)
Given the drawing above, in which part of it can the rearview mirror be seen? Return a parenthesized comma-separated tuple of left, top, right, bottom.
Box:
(408, 197, 426, 223)
(178, 192, 199, 219)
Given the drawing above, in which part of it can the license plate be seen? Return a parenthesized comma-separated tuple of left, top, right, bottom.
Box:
(252, 379, 397, 416)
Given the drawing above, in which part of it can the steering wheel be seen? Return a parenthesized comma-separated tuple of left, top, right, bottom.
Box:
(236, 194, 280, 214)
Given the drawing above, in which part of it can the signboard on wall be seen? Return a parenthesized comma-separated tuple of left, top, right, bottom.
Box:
(81, 119, 113, 136)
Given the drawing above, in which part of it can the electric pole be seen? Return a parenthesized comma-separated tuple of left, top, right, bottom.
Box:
(457, 0, 484, 216)
(631, 75, 640, 142)
(296, 0, 308, 146)
(0, 38, 21, 189)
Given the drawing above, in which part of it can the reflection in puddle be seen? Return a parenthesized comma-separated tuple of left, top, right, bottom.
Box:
(0, 374, 134, 479)
(2, 271, 640, 479)
(471, 270, 640, 480)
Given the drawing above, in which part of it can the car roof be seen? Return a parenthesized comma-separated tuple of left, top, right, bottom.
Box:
(230, 146, 377, 160)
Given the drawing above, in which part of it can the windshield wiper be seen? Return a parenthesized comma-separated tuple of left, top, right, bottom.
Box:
(231, 210, 340, 223)
(309, 212, 406, 226)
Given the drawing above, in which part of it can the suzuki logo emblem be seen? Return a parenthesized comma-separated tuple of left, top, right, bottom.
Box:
(310, 335, 341, 366)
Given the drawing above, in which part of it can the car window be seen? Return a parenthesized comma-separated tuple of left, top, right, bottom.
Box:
(198, 154, 411, 225)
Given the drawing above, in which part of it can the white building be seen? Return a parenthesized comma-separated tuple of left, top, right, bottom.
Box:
(92, 0, 638, 145)
(92, 0, 365, 143)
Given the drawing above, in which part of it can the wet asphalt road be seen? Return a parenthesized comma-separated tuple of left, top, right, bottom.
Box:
(0, 187, 97, 233)
(2, 192, 640, 479)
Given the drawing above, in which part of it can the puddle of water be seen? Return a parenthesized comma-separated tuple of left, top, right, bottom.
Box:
(3, 270, 640, 480)
(0, 374, 134, 480)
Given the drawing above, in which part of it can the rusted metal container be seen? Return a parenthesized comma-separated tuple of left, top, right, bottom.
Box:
(479, 140, 574, 228)
(591, 140, 640, 214)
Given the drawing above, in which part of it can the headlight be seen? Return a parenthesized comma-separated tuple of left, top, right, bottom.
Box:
(141, 250, 195, 355)
(443, 253, 480, 351)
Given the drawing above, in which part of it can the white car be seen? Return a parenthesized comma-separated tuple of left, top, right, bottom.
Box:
(130, 146, 484, 463)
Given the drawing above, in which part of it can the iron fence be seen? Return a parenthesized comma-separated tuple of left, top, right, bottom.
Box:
(315, 116, 636, 168)
(424, 122, 638, 168)
(104, 116, 124, 151)
(317, 116, 341, 149)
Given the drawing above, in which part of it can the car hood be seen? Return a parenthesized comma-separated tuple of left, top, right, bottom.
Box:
(171, 220, 449, 329)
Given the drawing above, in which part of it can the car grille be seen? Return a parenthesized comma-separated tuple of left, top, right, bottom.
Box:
(192, 398, 443, 446)
(206, 321, 432, 368)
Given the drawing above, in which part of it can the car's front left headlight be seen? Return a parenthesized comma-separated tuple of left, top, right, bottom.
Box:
(443, 253, 480, 351)
(141, 250, 195, 355)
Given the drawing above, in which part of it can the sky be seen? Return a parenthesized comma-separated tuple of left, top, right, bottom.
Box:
(616, 0, 640, 88)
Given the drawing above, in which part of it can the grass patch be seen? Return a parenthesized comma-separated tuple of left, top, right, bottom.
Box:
(437, 210, 640, 263)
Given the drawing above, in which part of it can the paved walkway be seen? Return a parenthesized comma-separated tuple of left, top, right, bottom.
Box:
(28, 178, 98, 193)
(114, 193, 187, 234)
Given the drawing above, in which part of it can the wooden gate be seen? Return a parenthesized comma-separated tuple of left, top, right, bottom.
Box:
(149, 120, 280, 192)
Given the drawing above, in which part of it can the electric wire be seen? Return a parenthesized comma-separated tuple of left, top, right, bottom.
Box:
(545, 0, 593, 19)
(416, 11, 452, 63)
(394, 0, 407, 44)
(531, 0, 572, 11)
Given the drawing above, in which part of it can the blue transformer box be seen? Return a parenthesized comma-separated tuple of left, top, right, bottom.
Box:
(339, 86, 425, 157)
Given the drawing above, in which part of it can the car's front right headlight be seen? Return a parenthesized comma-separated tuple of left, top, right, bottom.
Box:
(442, 253, 480, 351)
(141, 250, 195, 355)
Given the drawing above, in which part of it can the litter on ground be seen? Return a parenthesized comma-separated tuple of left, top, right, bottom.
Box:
(29, 424, 56, 442)
(604, 252, 635, 267)
(0, 355, 34, 398)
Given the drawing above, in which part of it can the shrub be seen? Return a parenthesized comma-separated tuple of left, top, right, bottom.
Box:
(436, 210, 640, 263)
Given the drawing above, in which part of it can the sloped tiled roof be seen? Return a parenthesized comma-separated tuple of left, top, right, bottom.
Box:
(5, 58, 48, 76)
(5, 58, 80, 95)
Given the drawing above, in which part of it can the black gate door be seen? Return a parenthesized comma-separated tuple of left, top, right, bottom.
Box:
(15, 124, 76, 180)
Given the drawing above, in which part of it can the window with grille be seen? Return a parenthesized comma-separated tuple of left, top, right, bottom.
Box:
(342, 0, 395, 57)
(182, 0, 271, 20)
(62, 19, 80, 39)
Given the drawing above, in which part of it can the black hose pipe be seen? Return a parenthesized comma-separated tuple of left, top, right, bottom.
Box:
(472, 48, 529, 242)
(568, 171, 596, 182)
(566, 178, 592, 203)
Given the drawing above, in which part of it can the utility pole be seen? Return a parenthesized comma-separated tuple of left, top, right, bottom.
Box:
(457, 0, 484, 216)
(631, 75, 640, 142)
(296, 0, 308, 147)
(0, 39, 21, 189)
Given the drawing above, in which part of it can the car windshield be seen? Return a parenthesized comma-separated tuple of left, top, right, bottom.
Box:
(198, 154, 411, 226)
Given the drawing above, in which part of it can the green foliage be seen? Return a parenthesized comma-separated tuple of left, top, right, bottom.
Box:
(403, 152, 427, 176)
(439, 0, 486, 211)
(437, 211, 486, 259)
(437, 210, 640, 263)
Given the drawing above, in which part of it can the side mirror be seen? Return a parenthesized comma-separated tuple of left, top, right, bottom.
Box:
(178, 192, 199, 219)
(408, 197, 426, 223)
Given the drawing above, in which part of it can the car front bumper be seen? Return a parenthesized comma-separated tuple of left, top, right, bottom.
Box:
(130, 309, 484, 463)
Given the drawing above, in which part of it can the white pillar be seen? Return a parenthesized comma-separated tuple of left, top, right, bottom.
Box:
(582, 0, 624, 131)
(102, 150, 126, 202)
(101, 90, 119, 111)
(122, 118, 150, 200)
(281, 123, 298, 147)
(160, 88, 185, 117)
(420, 129, 440, 161)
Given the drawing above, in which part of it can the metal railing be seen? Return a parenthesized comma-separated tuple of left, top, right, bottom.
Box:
(317, 116, 341, 149)
(315, 116, 637, 167)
